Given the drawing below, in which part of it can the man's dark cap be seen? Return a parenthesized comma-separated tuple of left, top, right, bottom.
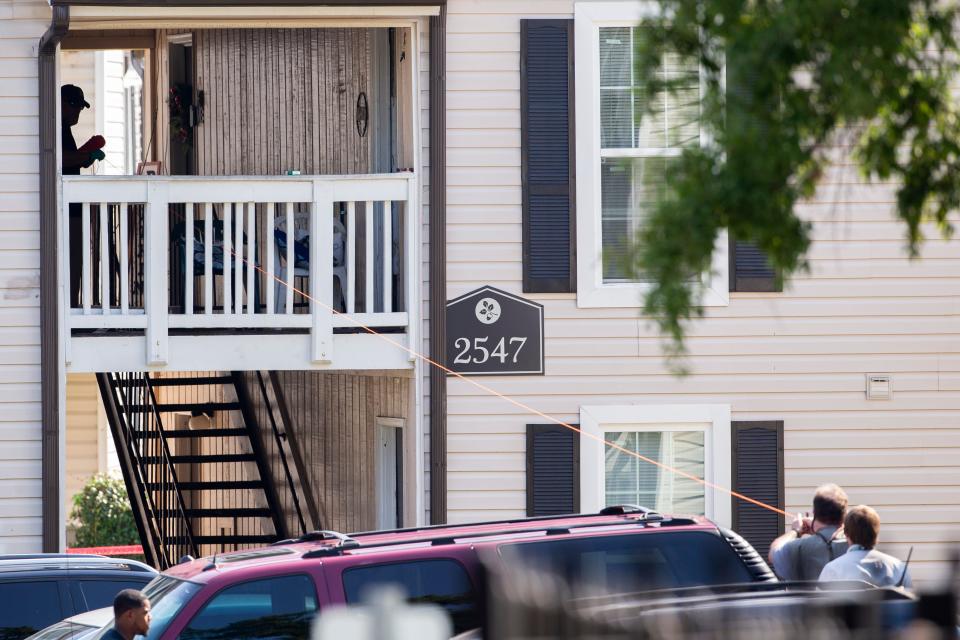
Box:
(61, 84, 90, 109)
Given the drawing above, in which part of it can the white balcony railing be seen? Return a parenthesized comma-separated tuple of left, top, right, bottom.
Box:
(61, 173, 417, 368)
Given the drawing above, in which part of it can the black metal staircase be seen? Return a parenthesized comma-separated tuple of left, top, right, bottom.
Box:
(97, 371, 317, 569)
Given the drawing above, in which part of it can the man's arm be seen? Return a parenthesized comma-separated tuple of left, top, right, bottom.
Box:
(768, 514, 811, 579)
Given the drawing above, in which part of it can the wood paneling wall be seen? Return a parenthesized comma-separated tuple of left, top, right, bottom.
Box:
(272, 370, 409, 533)
(194, 29, 372, 176)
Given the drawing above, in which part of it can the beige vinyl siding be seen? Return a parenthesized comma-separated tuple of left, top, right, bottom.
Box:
(0, 0, 48, 553)
(65, 373, 107, 536)
(445, 0, 960, 585)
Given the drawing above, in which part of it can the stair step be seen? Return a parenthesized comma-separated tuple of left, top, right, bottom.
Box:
(140, 453, 256, 465)
(117, 375, 235, 387)
(155, 508, 273, 518)
(146, 480, 264, 491)
(166, 535, 278, 546)
(123, 402, 242, 414)
(135, 428, 250, 439)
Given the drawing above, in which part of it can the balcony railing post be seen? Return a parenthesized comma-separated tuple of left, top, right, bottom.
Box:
(61, 180, 72, 366)
(311, 180, 333, 363)
(405, 175, 418, 362)
(144, 180, 169, 366)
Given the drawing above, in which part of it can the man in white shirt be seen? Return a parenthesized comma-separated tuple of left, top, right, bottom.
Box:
(819, 505, 912, 588)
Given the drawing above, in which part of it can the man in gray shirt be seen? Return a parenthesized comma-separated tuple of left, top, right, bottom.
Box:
(820, 505, 912, 588)
(769, 483, 849, 581)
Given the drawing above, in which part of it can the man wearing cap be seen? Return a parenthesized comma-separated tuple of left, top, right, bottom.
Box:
(62, 84, 105, 306)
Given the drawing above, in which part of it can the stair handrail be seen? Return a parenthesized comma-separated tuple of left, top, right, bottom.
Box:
(267, 371, 324, 530)
(99, 373, 164, 568)
(143, 374, 199, 559)
(252, 371, 307, 534)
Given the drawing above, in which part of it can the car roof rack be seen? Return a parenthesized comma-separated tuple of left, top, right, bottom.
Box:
(347, 505, 669, 540)
(301, 511, 698, 558)
(0, 556, 155, 574)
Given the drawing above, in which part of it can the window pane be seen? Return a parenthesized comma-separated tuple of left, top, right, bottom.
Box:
(601, 157, 673, 282)
(603, 430, 705, 514)
(343, 559, 478, 634)
(599, 27, 700, 150)
(499, 531, 753, 593)
(0, 581, 63, 637)
(79, 579, 150, 612)
(181, 575, 317, 640)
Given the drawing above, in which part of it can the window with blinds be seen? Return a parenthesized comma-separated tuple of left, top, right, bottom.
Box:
(603, 429, 705, 514)
(599, 27, 701, 282)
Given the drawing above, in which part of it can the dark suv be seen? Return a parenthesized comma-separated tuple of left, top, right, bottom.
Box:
(88, 506, 774, 639)
(0, 555, 157, 640)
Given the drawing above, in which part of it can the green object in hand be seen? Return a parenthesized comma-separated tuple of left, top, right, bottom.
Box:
(89, 149, 106, 162)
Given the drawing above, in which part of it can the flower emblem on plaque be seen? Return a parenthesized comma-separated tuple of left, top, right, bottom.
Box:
(475, 298, 501, 325)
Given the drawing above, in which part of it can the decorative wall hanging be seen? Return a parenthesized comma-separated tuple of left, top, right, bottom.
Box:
(356, 92, 369, 138)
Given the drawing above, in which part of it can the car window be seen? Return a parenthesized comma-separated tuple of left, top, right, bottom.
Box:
(342, 559, 479, 634)
(180, 575, 317, 640)
(77, 579, 151, 612)
(88, 576, 202, 640)
(0, 580, 63, 639)
(23, 620, 93, 640)
(498, 531, 755, 593)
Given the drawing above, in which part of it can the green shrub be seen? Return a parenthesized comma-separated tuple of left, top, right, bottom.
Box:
(70, 473, 139, 548)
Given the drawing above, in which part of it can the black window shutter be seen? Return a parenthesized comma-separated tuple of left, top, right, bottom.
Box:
(521, 19, 576, 293)
(526, 424, 580, 516)
(731, 421, 784, 560)
(730, 240, 781, 292)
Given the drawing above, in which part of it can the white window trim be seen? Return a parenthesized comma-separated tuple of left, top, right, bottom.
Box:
(574, 1, 729, 309)
(579, 403, 731, 528)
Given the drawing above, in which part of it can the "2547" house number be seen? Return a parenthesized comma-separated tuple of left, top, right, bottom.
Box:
(445, 287, 544, 376)
(452, 336, 527, 365)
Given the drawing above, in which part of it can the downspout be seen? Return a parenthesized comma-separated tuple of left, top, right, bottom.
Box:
(39, 4, 69, 553)
(428, 4, 447, 524)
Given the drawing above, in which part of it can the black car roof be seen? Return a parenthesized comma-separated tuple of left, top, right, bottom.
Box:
(0, 555, 156, 576)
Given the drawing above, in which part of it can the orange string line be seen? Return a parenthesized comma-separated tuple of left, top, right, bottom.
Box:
(231, 249, 787, 518)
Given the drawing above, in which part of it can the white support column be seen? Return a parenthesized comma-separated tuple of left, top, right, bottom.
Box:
(234, 202, 244, 313)
(98, 202, 109, 314)
(311, 182, 333, 363)
(346, 201, 356, 314)
(382, 200, 393, 313)
(365, 200, 374, 313)
(222, 202, 232, 315)
(61, 186, 72, 366)
(81, 202, 91, 314)
(119, 202, 129, 313)
(285, 202, 294, 314)
(204, 203, 213, 315)
(405, 176, 418, 363)
(185, 202, 194, 315)
(144, 181, 169, 365)
(265, 202, 275, 314)
(246, 202, 255, 315)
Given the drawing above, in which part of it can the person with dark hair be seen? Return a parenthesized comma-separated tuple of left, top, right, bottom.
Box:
(768, 483, 849, 580)
(820, 505, 912, 588)
(102, 589, 151, 640)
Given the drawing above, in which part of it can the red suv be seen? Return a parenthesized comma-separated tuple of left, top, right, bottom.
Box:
(90, 507, 774, 639)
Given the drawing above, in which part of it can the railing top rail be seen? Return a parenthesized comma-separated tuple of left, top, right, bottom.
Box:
(61, 172, 416, 185)
(62, 172, 415, 204)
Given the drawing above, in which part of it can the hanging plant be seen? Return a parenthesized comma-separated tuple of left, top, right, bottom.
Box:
(169, 83, 194, 147)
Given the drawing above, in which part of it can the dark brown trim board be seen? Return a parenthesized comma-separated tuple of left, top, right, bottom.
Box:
(428, 4, 447, 524)
(39, 5, 70, 553)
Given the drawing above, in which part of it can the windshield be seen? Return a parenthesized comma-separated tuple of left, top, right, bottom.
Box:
(90, 575, 203, 640)
(498, 531, 754, 594)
